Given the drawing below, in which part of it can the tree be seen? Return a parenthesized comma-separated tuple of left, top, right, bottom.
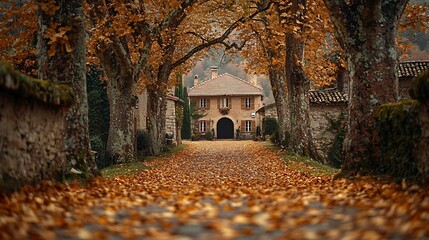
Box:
(285, 0, 321, 160)
(322, 0, 410, 175)
(182, 87, 191, 139)
(174, 76, 184, 145)
(0, 1, 38, 77)
(240, 0, 333, 161)
(36, 0, 100, 177)
(87, 68, 110, 168)
(87, 0, 271, 157)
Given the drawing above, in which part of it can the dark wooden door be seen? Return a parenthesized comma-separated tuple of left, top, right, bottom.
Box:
(217, 118, 234, 139)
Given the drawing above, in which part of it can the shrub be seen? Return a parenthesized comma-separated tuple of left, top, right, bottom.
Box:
(136, 130, 151, 157)
(205, 130, 213, 140)
(374, 100, 421, 180)
(326, 113, 346, 168)
(263, 117, 278, 136)
(410, 69, 429, 101)
(191, 133, 200, 141)
(90, 136, 109, 169)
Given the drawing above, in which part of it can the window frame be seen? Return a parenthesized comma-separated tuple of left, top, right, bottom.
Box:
(220, 97, 229, 108)
(199, 98, 206, 109)
(199, 121, 206, 133)
(245, 120, 251, 132)
(245, 97, 251, 109)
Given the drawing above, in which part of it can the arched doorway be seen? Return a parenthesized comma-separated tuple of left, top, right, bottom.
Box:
(217, 118, 234, 139)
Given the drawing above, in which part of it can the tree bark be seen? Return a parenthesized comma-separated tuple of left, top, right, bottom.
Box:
(105, 75, 136, 163)
(268, 66, 290, 147)
(285, 0, 321, 161)
(96, 48, 136, 163)
(37, 0, 100, 177)
(323, 0, 408, 175)
(147, 88, 167, 155)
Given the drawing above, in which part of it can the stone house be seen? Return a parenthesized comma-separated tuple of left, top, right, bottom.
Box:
(188, 67, 264, 139)
(257, 90, 348, 158)
(135, 90, 182, 144)
(257, 60, 429, 158)
(398, 60, 429, 99)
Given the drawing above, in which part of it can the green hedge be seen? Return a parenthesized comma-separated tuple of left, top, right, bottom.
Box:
(374, 100, 421, 180)
(263, 117, 278, 136)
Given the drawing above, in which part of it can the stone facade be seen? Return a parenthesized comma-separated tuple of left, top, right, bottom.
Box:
(398, 61, 429, 100)
(258, 90, 347, 158)
(309, 103, 346, 158)
(165, 95, 180, 141)
(0, 64, 72, 192)
(135, 90, 180, 144)
(188, 68, 264, 140)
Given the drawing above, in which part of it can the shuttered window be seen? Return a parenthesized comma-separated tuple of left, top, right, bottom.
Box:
(245, 98, 251, 108)
(219, 97, 231, 108)
(245, 120, 251, 132)
(241, 120, 255, 132)
(241, 97, 254, 110)
(199, 121, 206, 133)
(199, 98, 206, 109)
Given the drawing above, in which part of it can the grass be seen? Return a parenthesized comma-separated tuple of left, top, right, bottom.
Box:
(263, 142, 339, 176)
(101, 144, 186, 178)
(101, 161, 151, 178)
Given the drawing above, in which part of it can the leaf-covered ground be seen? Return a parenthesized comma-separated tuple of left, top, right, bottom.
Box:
(1, 141, 429, 239)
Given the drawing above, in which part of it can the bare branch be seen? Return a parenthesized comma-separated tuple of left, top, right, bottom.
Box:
(171, 0, 272, 69)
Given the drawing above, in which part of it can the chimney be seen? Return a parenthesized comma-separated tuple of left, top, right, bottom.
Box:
(210, 66, 218, 79)
(250, 74, 258, 86)
(194, 75, 199, 87)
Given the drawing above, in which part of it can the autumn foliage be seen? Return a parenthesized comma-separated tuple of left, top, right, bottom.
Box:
(1, 141, 429, 239)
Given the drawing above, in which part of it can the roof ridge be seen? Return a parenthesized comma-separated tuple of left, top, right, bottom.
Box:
(188, 73, 226, 90)
(189, 72, 263, 92)
(399, 60, 429, 63)
(223, 73, 264, 91)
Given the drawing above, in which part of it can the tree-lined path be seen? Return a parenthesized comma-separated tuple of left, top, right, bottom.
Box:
(1, 141, 429, 239)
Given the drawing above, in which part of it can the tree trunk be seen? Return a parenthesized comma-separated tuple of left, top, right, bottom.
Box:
(342, 30, 398, 173)
(37, 0, 100, 177)
(285, 0, 321, 161)
(105, 75, 136, 163)
(323, 0, 408, 175)
(147, 88, 167, 155)
(268, 66, 290, 147)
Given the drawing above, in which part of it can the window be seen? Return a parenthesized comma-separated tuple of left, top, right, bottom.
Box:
(220, 98, 229, 108)
(245, 97, 251, 109)
(199, 98, 206, 109)
(245, 120, 252, 132)
(199, 121, 206, 133)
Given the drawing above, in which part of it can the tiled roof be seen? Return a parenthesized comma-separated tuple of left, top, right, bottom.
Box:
(257, 89, 347, 113)
(188, 73, 263, 97)
(309, 89, 348, 104)
(398, 61, 429, 78)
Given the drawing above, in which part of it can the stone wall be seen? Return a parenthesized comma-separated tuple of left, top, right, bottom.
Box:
(0, 63, 72, 193)
(399, 77, 413, 100)
(165, 98, 177, 143)
(310, 103, 346, 158)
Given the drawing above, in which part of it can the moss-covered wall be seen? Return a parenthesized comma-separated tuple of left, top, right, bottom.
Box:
(0, 63, 73, 193)
(0, 62, 74, 106)
(374, 100, 421, 180)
